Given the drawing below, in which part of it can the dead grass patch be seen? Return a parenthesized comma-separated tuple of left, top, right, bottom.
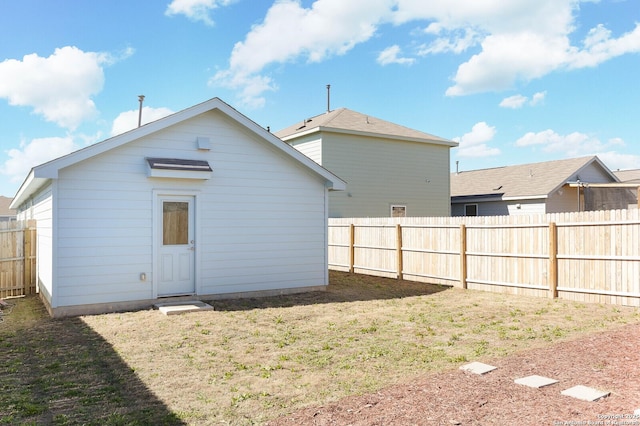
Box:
(2, 271, 639, 425)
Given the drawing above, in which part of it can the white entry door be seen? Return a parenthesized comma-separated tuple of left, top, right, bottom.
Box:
(157, 195, 195, 296)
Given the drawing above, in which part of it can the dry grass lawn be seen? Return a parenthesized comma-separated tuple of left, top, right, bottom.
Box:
(1, 271, 639, 425)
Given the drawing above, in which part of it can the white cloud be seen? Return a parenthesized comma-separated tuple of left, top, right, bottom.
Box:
(514, 129, 620, 157)
(377, 45, 415, 66)
(442, 9, 640, 95)
(445, 31, 570, 96)
(500, 91, 546, 108)
(165, 0, 236, 26)
(499, 94, 528, 109)
(598, 151, 640, 172)
(516, 130, 640, 171)
(453, 121, 500, 158)
(530, 91, 546, 106)
(567, 23, 640, 68)
(110, 107, 174, 136)
(0, 46, 133, 130)
(210, 70, 276, 109)
(392, 1, 640, 96)
(213, 0, 640, 105)
(211, 0, 392, 107)
(0, 136, 78, 185)
(417, 28, 482, 55)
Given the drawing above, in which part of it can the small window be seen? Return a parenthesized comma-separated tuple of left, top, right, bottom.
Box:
(391, 205, 406, 218)
(464, 204, 478, 216)
(163, 202, 189, 245)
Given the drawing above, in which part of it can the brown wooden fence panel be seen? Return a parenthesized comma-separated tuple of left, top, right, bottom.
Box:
(0, 220, 36, 299)
(329, 209, 640, 307)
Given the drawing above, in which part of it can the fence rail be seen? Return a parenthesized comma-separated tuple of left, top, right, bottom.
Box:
(0, 220, 36, 299)
(329, 209, 640, 307)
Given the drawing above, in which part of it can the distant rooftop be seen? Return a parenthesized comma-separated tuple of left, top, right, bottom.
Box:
(0, 196, 16, 218)
(275, 108, 457, 147)
(614, 169, 640, 183)
(451, 156, 613, 199)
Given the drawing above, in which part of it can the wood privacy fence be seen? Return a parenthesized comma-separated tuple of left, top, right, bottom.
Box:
(329, 209, 640, 307)
(0, 220, 36, 299)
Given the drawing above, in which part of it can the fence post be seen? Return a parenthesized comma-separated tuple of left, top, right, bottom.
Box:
(460, 224, 467, 289)
(396, 224, 403, 280)
(549, 222, 558, 299)
(349, 224, 355, 273)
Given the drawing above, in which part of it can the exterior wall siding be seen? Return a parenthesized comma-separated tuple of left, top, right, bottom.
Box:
(16, 183, 55, 306)
(51, 110, 328, 309)
(573, 164, 613, 183)
(320, 133, 451, 218)
(287, 136, 322, 164)
(546, 186, 580, 213)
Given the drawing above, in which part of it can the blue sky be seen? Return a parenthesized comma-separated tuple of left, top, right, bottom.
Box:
(1, 0, 639, 197)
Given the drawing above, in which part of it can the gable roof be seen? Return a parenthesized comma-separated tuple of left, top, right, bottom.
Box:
(614, 169, 640, 183)
(451, 156, 618, 201)
(275, 108, 457, 147)
(0, 196, 16, 218)
(11, 98, 346, 209)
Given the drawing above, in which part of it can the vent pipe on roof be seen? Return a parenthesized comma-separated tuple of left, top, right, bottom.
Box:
(138, 95, 145, 127)
(326, 84, 331, 113)
(456, 160, 459, 175)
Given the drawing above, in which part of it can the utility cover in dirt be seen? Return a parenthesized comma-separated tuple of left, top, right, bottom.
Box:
(561, 385, 610, 402)
(514, 375, 559, 388)
(459, 362, 497, 375)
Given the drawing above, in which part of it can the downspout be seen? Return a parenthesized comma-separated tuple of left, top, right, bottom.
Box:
(576, 182, 582, 212)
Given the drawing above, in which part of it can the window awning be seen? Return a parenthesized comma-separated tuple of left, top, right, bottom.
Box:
(146, 157, 213, 179)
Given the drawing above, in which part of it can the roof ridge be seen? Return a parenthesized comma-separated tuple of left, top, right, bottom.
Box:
(454, 155, 596, 175)
(321, 107, 347, 127)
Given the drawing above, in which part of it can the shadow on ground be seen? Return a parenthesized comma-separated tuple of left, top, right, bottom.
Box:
(213, 270, 450, 311)
(0, 296, 184, 425)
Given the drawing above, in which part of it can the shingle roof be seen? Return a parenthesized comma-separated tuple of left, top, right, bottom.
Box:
(275, 108, 457, 147)
(0, 196, 16, 218)
(451, 156, 613, 200)
(614, 169, 640, 183)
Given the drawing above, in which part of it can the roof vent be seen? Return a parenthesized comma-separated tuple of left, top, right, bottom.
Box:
(326, 84, 331, 113)
(146, 157, 213, 180)
(296, 118, 313, 131)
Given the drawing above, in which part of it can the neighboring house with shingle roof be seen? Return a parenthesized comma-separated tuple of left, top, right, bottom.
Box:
(614, 169, 640, 184)
(0, 196, 16, 221)
(276, 108, 458, 218)
(450, 156, 628, 216)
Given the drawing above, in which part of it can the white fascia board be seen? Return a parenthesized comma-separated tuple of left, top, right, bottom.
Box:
(10, 171, 49, 208)
(323, 127, 458, 147)
(35, 99, 225, 179)
(278, 126, 322, 142)
(19, 97, 345, 199)
(502, 195, 548, 201)
(280, 126, 458, 148)
(567, 182, 640, 188)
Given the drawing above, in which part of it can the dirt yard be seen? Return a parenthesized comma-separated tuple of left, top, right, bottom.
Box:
(267, 321, 640, 425)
